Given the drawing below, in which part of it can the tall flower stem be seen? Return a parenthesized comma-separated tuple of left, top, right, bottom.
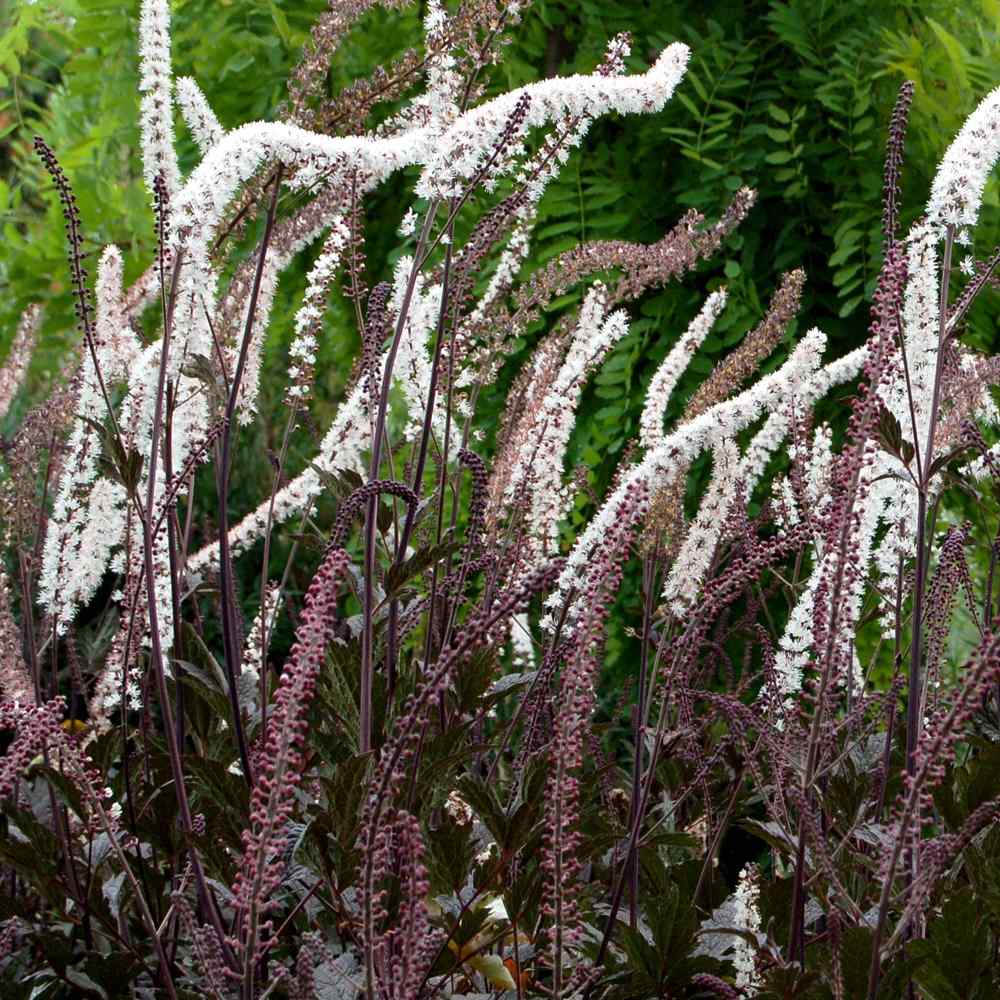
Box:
(360, 205, 440, 753)
(868, 225, 954, 996)
(905, 226, 954, 783)
(867, 632, 1000, 999)
(257, 405, 298, 737)
(164, 383, 187, 751)
(215, 166, 283, 787)
(140, 247, 235, 972)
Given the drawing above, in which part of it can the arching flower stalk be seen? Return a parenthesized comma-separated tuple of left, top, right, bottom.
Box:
(0, 304, 41, 423)
(661, 438, 741, 615)
(138, 0, 180, 198)
(544, 480, 647, 996)
(175, 76, 224, 157)
(233, 547, 350, 994)
(639, 289, 728, 452)
(544, 328, 829, 629)
(502, 283, 630, 568)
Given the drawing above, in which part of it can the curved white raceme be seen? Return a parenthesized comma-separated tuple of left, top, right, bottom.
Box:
(285, 219, 350, 404)
(243, 582, 283, 686)
(169, 42, 689, 252)
(39, 246, 142, 633)
(927, 84, 1000, 230)
(175, 76, 224, 157)
(543, 328, 830, 629)
(639, 289, 727, 451)
(413, 43, 689, 200)
(389, 256, 448, 440)
(93, 246, 135, 367)
(881, 223, 939, 448)
(502, 284, 630, 568)
(0, 304, 41, 423)
(138, 0, 180, 197)
(661, 438, 740, 614)
(773, 458, 884, 700)
(180, 46, 693, 576)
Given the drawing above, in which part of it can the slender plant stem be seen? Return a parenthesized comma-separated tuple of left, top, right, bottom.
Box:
(868, 225, 955, 998)
(360, 204, 440, 753)
(257, 405, 299, 737)
(215, 165, 284, 787)
(139, 249, 236, 972)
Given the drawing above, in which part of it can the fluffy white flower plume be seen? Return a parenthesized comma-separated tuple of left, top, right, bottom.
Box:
(398, 207, 418, 237)
(40, 246, 207, 645)
(775, 422, 837, 532)
(138, 0, 180, 196)
(0, 571, 34, 706)
(657, 341, 864, 625)
(544, 328, 828, 628)
(805, 423, 835, 510)
(175, 76, 224, 157)
(927, 83, 1000, 229)
(39, 246, 141, 632)
(880, 223, 939, 448)
(506, 284, 630, 567)
(390, 255, 447, 439)
(286, 219, 350, 403)
(415, 43, 689, 199)
(94, 245, 140, 373)
(418, 0, 462, 130)
(732, 865, 762, 994)
(661, 438, 740, 613)
(639, 289, 727, 451)
(0, 304, 41, 422)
